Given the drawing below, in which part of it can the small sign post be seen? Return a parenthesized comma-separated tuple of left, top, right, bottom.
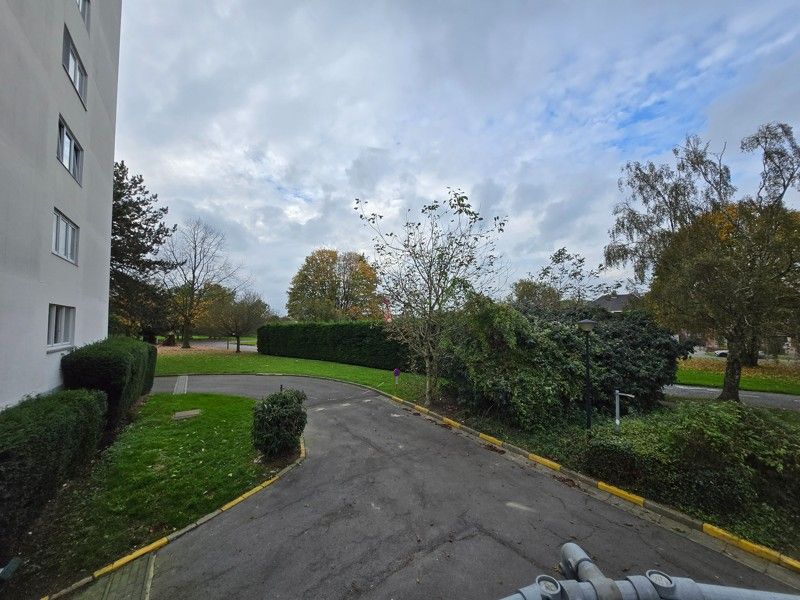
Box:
(614, 389, 635, 431)
(393, 367, 400, 386)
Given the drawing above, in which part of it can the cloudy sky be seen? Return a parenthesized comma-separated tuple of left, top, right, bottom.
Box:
(115, 1, 800, 313)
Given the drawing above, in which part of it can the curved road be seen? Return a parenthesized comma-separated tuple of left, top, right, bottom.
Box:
(137, 375, 794, 599)
(665, 384, 800, 411)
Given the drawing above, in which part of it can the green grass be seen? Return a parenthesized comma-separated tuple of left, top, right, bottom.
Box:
(677, 358, 800, 395)
(8, 393, 290, 600)
(157, 349, 428, 402)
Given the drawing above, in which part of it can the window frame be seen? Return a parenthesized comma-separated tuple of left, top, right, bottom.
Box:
(76, 0, 90, 29)
(47, 304, 76, 349)
(62, 27, 88, 105)
(57, 117, 83, 184)
(52, 209, 79, 264)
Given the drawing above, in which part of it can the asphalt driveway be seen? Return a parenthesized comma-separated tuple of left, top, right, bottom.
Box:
(143, 375, 793, 599)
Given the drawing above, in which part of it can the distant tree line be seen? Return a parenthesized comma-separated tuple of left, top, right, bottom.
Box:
(109, 162, 273, 350)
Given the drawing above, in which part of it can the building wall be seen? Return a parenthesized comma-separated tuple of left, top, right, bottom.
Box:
(0, 0, 122, 408)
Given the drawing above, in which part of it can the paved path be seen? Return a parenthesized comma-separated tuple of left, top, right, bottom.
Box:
(665, 384, 800, 411)
(118, 375, 795, 598)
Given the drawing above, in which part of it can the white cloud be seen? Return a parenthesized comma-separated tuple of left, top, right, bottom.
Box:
(115, 0, 800, 312)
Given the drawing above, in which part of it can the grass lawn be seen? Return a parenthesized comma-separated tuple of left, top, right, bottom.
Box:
(7, 392, 292, 600)
(677, 357, 800, 395)
(156, 347, 428, 402)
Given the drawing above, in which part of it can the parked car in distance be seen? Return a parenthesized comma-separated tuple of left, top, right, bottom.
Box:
(714, 350, 728, 357)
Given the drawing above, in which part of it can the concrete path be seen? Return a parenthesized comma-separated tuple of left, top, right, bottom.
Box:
(665, 384, 800, 411)
(191, 339, 258, 353)
(136, 375, 799, 598)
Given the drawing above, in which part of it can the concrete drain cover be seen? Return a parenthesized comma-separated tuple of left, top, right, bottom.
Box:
(172, 409, 201, 421)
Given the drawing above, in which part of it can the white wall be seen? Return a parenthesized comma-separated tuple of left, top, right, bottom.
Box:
(0, 0, 122, 408)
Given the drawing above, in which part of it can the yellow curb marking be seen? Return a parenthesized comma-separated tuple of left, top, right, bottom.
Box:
(93, 537, 169, 579)
(703, 523, 793, 568)
(441, 417, 462, 429)
(478, 432, 503, 447)
(413, 404, 430, 414)
(597, 481, 645, 507)
(780, 554, 800, 573)
(528, 453, 561, 472)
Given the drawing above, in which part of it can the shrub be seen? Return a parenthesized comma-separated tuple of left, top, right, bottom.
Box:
(61, 337, 157, 429)
(441, 295, 582, 429)
(0, 389, 106, 558)
(581, 402, 800, 517)
(257, 322, 408, 370)
(252, 389, 307, 458)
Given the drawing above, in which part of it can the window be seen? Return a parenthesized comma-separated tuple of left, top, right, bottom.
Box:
(52, 210, 79, 262)
(62, 28, 87, 102)
(57, 118, 83, 183)
(47, 304, 75, 347)
(76, 0, 90, 27)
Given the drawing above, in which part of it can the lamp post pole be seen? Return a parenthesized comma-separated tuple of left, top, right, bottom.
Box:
(577, 319, 597, 431)
(584, 329, 591, 430)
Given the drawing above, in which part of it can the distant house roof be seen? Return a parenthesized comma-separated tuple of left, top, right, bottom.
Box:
(590, 293, 637, 313)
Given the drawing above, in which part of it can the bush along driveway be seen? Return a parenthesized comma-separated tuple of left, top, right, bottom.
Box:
(102, 374, 796, 600)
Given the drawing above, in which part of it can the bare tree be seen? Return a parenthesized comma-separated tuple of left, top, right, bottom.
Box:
(356, 189, 506, 403)
(163, 219, 240, 348)
(206, 288, 273, 352)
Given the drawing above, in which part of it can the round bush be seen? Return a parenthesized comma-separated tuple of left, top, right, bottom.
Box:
(252, 389, 307, 458)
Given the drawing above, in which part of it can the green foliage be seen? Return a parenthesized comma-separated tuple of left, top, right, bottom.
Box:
(442, 297, 690, 429)
(252, 389, 307, 458)
(257, 321, 408, 370)
(0, 389, 106, 558)
(581, 402, 800, 519)
(442, 295, 581, 428)
(110, 161, 176, 336)
(61, 337, 157, 429)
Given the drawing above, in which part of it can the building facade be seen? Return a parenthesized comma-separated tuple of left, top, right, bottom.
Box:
(0, 0, 122, 408)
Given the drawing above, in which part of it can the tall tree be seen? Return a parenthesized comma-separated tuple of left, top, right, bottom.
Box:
(648, 203, 800, 400)
(286, 249, 381, 321)
(204, 288, 273, 352)
(356, 189, 506, 403)
(609, 122, 800, 396)
(162, 219, 240, 348)
(110, 161, 175, 338)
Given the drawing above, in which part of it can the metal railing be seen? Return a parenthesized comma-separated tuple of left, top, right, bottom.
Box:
(499, 543, 800, 600)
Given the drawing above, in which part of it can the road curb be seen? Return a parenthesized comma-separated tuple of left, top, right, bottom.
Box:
(42, 438, 307, 600)
(152, 373, 800, 580)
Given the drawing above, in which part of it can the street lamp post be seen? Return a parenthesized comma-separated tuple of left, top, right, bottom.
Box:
(577, 319, 597, 430)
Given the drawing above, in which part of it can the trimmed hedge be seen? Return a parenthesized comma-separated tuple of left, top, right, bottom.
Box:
(257, 322, 408, 370)
(0, 389, 107, 558)
(252, 389, 307, 458)
(61, 337, 157, 429)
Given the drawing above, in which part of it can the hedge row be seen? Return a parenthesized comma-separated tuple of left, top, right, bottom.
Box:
(581, 401, 800, 526)
(0, 389, 107, 558)
(257, 322, 408, 370)
(61, 337, 157, 429)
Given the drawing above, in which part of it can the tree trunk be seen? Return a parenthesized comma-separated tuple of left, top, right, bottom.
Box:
(181, 323, 192, 349)
(719, 338, 742, 401)
(235, 335, 241, 353)
(741, 332, 760, 367)
(424, 355, 432, 405)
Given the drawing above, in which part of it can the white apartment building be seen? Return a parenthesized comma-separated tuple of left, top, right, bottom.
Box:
(0, 0, 122, 408)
